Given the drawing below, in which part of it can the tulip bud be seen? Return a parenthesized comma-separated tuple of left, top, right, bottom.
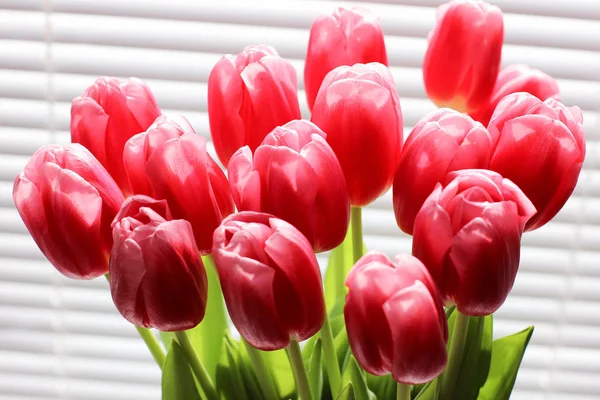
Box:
(123, 114, 194, 195)
(393, 109, 493, 235)
(145, 132, 235, 253)
(311, 63, 403, 206)
(228, 120, 350, 252)
(110, 195, 207, 331)
(345, 251, 447, 384)
(488, 93, 585, 230)
(71, 77, 161, 194)
(423, 0, 503, 113)
(470, 64, 560, 126)
(212, 212, 325, 351)
(412, 170, 536, 316)
(304, 7, 388, 111)
(208, 45, 302, 166)
(13, 144, 124, 279)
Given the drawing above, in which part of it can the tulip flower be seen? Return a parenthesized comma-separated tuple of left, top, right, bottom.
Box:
(412, 170, 536, 316)
(393, 109, 493, 235)
(311, 63, 403, 206)
(304, 7, 388, 111)
(71, 77, 161, 194)
(488, 93, 585, 230)
(208, 45, 302, 166)
(228, 120, 350, 252)
(423, 0, 503, 113)
(469, 64, 560, 126)
(123, 114, 194, 195)
(345, 251, 447, 384)
(144, 132, 235, 253)
(13, 144, 124, 279)
(212, 212, 325, 351)
(110, 195, 207, 331)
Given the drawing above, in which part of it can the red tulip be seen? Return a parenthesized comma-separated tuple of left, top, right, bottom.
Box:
(393, 109, 493, 235)
(488, 93, 585, 230)
(13, 144, 124, 279)
(110, 195, 207, 331)
(412, 170, 536, 316)
(212, 212, 325, 351)
(470, 64, 560, 126)
(423, 0, 503, 113)
(71, 77, 161, 194)
(144, 132, 235, 253)
(304, 7, 388, 111)
(311, 63, 403, 206)
(228, 120, 350, 252)
(208, 45, 302, 166)
(345, 251, 447, 384)
(123, 114, 194, 195)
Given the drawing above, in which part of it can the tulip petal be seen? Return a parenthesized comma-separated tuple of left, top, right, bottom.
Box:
(123, 133, 152, 195)
(228, 146, 262, 212)
(70, 97, 109, 166)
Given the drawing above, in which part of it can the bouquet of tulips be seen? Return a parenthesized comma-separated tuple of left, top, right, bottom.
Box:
(13, 1, 585, 399)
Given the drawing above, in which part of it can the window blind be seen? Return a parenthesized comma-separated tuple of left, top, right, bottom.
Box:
(0, 0, 599, 399)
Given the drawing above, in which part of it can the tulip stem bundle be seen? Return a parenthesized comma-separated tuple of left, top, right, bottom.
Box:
(134, 326, 166, 368)
(174, 331, 219, 400)
(287, 340, 314, 400)
(320, 316, 342, 396)
(396, 383, 411, 400)
(440, 311, 470, 400)
(243, 339, 280, 400)
(351, 207, 363, 263)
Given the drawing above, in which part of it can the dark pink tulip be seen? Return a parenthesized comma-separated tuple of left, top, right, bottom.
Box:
(311, 63, 403, 206)
(393, 109, 493, 235)
(71, 77, 161, 194)
(110, 195, 207, 331)
(208, 45, 302, 166)
(488, 93, 585, 230)
(13, 144, 124, 279)
(412, 170, 536, 316)
(305, 7, 388, 111)
(212, 212, 325, 351)
(228, 120, 350, 252)
(345, 251, 447, 384)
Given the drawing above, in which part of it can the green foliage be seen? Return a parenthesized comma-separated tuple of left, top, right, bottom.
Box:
(161, 340, 202, 400)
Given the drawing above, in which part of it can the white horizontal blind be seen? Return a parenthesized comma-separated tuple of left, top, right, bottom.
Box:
(0, 0, 598, 399)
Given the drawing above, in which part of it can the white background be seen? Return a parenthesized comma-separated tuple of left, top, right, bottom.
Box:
(0, 0, 599, 399)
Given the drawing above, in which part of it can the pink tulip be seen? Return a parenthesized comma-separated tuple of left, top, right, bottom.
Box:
(145, 132, 235, 253)
(71, 77, 161, 194)
(110, 195, 207, 331)
(13, 144, 124, 279)
(345, 251, 447, 384)
(423, 0, 503, 113)
(208, 45, 302, 166)
(212, 212, 325, 351)
(393, 109, 493, 235)
(488, 93, 585, 230)
(412, 170, 536, 316)
(304, 7, 388, 111)
(311, 63, 403, 206)
(470, 64, 560, 126)
(228, 120, 350, 252)
(123, 114, 194, 195)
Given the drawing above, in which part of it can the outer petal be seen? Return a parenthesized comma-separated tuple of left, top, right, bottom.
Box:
(123, 77, 161, 128)
(123, 133, 151, 195)
(228, 146, 262, 211)
(70, 97, 109, 166)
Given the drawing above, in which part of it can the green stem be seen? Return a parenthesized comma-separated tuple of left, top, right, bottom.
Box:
(287, 340, 313, 400)
(135, 326, 166, 368)
(175, 331, 219, 400)
(440, 311, 470, 400)
(243, 339, 279, 400)
(351, 207, 363, 264)
(397, 383, 412, 400)
(105, 274, 166, 369)
(320, 315, 342, 396)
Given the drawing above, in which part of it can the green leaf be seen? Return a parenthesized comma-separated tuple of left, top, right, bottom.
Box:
(187, 256, 228, 382)
(477, 326, 534, 400)
(324, 228, 354, 313)
(237, 338, 266, 400)
(414, 380, 437, 400)
(215, 333, 248, 400)
(336, 382, 355, 400)
(308, 338, 324, 400)
(161, 340, 202, 400)
(455, 315, 493, 400)
(341, 356, 370, 400)
(261, 348, 296, 399)
(160, 331, 174, 348)
(334, 328, 350, 368)
(367, 373, 396, 400)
